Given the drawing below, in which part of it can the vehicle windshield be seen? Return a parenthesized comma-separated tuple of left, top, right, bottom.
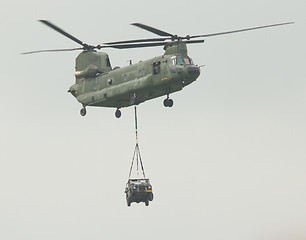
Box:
(171, 56, 194, 65)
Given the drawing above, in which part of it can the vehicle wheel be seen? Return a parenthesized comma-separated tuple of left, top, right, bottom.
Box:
(80, 107, 86, 116)
(115, 109, 121, 118)
(149, 193, 154, 201)
(145, 200, 149, 206)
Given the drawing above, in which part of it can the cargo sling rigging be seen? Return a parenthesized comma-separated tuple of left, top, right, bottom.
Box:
(128, 106, 146, 179)
(125, 105, 154, 207)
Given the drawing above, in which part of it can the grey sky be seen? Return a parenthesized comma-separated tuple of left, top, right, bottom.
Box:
(0, 0, 305, 239)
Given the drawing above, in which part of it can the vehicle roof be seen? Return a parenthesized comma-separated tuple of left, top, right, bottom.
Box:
(127, 179, 150, 185)
(129, 178, 149, 181)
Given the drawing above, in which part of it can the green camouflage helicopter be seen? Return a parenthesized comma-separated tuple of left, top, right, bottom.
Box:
(23, 20, 293, 118)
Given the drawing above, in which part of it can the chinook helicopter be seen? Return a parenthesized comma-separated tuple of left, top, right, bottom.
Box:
(23, 20, 293, 118)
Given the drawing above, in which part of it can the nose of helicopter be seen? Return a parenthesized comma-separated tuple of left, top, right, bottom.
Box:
(168, 64, 201, 86)
(180, 65, 201, 85)
(187, 65, 200, 75)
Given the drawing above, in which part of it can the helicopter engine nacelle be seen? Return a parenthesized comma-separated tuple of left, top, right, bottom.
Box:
(75, 64, 98, 79)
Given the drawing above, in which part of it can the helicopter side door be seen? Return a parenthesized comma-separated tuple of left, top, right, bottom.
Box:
(152, 59, 169, 83)
(153, 61, 161, 75)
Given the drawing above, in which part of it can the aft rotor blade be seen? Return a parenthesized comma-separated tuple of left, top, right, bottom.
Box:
(185, 40, 205, 44)
(132, 23, 174, 37)
(107, 42, 168, 49)
(21, 47, 84, 54)
(39, 20, 87, 47)
(190, 22, 294, 39)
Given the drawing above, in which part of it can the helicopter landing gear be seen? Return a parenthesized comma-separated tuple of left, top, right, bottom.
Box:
(163, 95, 174, 108)
(115, 108, 122, 118)
(80, 106, 87, 116)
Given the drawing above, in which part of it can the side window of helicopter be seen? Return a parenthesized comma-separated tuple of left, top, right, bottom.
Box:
(123, 74, 128, 81)
(93, 82, 98, 91)
(153, 61, 161, 75)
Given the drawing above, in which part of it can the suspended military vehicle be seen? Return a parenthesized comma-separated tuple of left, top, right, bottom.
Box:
(125, 143, 153, 207)
(23, 20, 293, 118)
(125, 178, 153, 207)
(125, 106, 153, 207)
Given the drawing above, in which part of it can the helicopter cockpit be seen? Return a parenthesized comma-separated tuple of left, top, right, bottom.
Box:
(171, 56, 194, 66)
(169, 55, 200, 78)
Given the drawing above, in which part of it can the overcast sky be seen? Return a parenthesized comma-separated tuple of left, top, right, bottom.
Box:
(1, 0, 305, 240)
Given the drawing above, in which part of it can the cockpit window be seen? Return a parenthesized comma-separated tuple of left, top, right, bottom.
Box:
(183, 58, 190, 65)
(171, 56, 193, 65)
(177, 57, 185, 65)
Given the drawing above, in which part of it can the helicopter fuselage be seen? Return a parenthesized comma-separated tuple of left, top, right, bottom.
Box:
(68, 52, 200, 110)
(25, 20, 293, 117)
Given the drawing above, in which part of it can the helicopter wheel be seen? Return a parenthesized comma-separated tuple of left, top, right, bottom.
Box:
(163, 98, 174, 108)
(80, 107, 87, 116)
(168, 99, 173, 107)
(115, 109, 121, 118)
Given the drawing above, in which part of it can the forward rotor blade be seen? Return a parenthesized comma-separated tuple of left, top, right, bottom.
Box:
(189, 22, 294, 39)
(39, 20, 87, 47)
(132, 23, 174, 37)
(104, 37, 171, 45)
(106, 40, 204, 49)
(21, 47, 84, 54)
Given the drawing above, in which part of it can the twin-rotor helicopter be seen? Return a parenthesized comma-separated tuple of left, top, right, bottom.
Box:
(23, 20, 293, 118)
